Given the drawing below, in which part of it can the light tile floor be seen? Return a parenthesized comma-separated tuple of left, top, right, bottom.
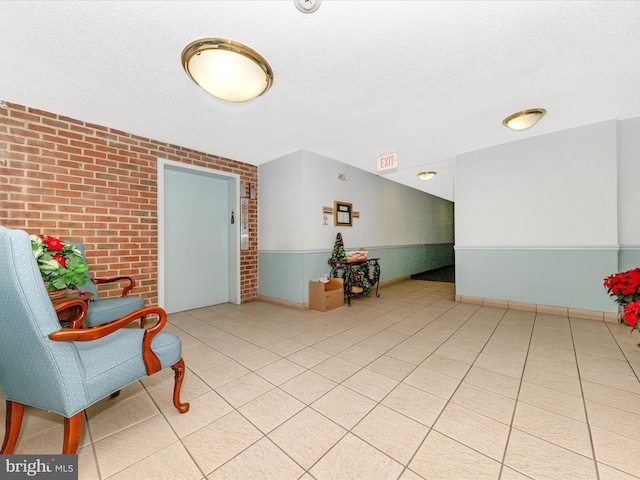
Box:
(3, 279, 640, 479)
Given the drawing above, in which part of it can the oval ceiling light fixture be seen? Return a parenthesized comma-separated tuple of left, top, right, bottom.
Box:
(417, 171, 437, 181)
(502, 108, 547, 131)
(181, 38, 273, 103)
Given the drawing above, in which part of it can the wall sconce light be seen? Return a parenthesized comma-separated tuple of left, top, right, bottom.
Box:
(181, 38, 273, 103)
(417, 171, 437, 181)
(502, 108, 547, 131)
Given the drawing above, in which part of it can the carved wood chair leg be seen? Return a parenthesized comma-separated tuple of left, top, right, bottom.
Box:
(110, 390, 121, 398)
(62, 412, 83, 454)
(171, 358, 190, 413)
(1, 401, 25, 454)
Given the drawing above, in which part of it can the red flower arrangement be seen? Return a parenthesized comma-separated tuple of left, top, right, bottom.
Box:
(624, 300, 640, 331)
(30, 234, 89, 291)
(603, 268, 640, 306)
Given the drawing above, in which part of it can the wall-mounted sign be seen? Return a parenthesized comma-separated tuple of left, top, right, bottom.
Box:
(377, 153, 397, 174)
(322, 206, 333, 214)
(352, 211, 360, 218)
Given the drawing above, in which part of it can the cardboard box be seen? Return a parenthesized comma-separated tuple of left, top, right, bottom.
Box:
(309, 278, 344, 311)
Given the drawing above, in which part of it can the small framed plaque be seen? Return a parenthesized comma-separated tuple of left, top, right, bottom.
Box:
(334, 201, 353, 226)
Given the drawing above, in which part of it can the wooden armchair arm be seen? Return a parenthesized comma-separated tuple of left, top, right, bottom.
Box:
(53, 299, 88, 329)
(49, 306, 167, 375)
(91, 276, 136, 296)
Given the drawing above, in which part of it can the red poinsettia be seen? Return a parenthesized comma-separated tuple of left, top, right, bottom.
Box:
(40, 234, 64, 252)
(624, 300, 640, 331)
(603, 268, 640, 305)
(51, 253, 67, 267)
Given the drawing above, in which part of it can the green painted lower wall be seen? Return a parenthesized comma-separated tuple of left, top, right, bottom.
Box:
(455, 247, 619, 312)
(619, 247, 640, 272)
(259, 243, 454, 304)
(257, 252, 306, 303)
(259, 245, 633, 310)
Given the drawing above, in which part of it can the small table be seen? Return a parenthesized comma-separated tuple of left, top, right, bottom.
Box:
(329, 258, 381, 306)
(51, 291, 94, 328)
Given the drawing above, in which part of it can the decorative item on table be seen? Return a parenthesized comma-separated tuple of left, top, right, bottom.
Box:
(351, 264, 372, 295)
(329, 232, 347, 264)
(30, 234, 89, 297)
(346, 248, 368, 262)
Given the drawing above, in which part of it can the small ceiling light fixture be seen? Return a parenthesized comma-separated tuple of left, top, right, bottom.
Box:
(502, 108, 547, 131)
(181, 38, 273, 103)
(417, 171, 437, 181)
(294, 0, 321, 13)
(337, 173, 348, 181)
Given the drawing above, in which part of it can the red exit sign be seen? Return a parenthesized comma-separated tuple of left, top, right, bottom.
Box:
(377, 153, 397, 173)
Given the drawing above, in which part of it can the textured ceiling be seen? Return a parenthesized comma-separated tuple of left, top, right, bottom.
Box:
(2, 1, 640, 201)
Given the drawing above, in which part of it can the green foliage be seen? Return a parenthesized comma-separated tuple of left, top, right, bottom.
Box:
(30, 234, 89, 291)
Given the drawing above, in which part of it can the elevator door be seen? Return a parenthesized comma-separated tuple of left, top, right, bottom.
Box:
(164, 166, 230, 313)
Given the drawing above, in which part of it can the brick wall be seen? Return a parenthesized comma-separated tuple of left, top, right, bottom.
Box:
(0, 101, 258, 305)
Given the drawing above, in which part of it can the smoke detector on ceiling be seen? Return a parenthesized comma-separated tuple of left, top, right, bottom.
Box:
(294, 0, 321, 14)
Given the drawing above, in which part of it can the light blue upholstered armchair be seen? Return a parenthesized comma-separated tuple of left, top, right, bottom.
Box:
(69, 242, 145, 328)
(0, 226, 189, 454)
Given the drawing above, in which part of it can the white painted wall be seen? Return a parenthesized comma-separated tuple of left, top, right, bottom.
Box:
(258, 152, 306, 251)
(618, 116, 640, 247)
(260, 150, 453, 252)
(456, 120, 618, 248)
(454, 120, 624, 312)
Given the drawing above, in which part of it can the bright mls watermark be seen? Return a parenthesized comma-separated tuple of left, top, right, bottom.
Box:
(1, 455, 78, 479)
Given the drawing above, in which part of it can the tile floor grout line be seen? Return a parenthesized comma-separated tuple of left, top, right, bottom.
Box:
(569, 316, 602, 480)
(151, 390, 211, 480)
(604, 319, 640, 384)
(200, 387, 307, 480)
(392, 303, 510, 479)
(279, 286, 461, 479)
(206, 295, 452, 479)
(497, 309, 537, 480)
(82, 409, 104, 480)
(298, 288, 462, 480)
